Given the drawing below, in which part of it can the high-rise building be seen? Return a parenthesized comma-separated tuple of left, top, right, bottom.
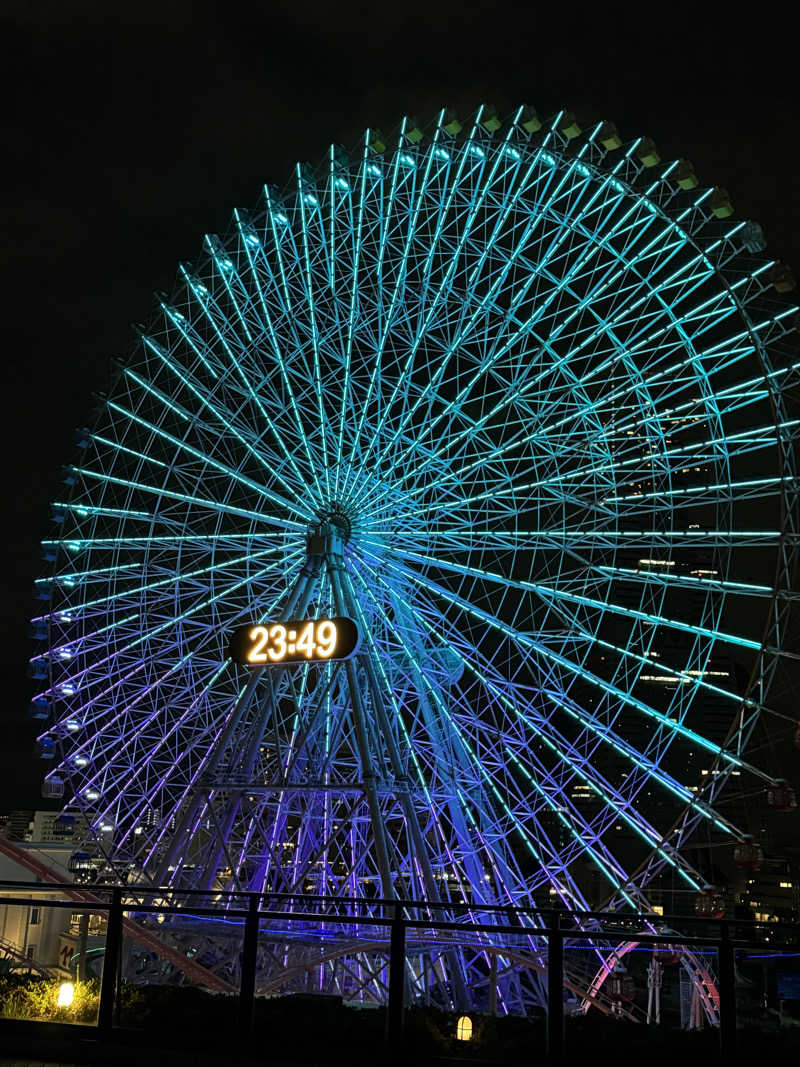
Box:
(2, 810, 34, 842)
(30, 810, 89, 845)
(738, 857, 798, 925)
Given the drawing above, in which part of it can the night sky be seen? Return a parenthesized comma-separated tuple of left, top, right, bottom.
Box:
(1, 2, 799, 811)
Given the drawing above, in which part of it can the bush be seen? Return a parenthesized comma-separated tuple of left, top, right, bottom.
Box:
(0, 975, 100, 1024)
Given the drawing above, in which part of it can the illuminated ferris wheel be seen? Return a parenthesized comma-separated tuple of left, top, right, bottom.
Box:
(30, 104, 799, 1014)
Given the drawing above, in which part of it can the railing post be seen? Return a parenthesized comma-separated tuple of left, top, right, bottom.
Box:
(98, 886, 122, 1036)
(238, 893, 260, 1041)
(718, 920, 736, 1065)
(386, 904, 406, 1053)
(547, 910, 564, 1066)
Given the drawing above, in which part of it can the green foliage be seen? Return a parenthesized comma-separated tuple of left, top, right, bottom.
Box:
(0, 975, 100, 1024)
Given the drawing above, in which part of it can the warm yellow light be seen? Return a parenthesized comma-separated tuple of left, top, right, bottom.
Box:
(245, 620, 338, 662)
(57, 982, 74, 1007)
(246, 625, 270, 663)
(456, 1015, 473, 1041)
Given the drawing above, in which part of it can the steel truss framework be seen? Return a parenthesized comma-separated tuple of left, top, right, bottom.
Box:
(31, 104, 800, 1016)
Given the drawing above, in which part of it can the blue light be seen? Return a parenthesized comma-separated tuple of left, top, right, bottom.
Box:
(34, 104, 798, 1019)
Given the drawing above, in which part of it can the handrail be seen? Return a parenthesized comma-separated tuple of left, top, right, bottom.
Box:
(2, 867, 799, 1064)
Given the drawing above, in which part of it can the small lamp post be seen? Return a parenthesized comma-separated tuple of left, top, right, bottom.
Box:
(57, 982, 75, 1008)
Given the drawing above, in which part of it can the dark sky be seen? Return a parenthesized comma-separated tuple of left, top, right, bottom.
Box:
(1, 1, 799, 810)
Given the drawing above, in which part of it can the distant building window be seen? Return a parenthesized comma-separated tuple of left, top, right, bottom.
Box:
(30, 907, 40, 925)
(26, 945, 35, 959)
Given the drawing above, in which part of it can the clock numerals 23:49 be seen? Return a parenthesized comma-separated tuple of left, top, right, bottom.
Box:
(247, 620, 337, 663)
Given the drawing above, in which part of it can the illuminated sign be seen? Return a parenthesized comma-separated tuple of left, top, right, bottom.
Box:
(228, 618, 359, 666)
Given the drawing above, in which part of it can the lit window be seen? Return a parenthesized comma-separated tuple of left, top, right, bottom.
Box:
(456, 1016, 473, 1041)
(779, 882, 793, 889)
(651, 905, 664, 916)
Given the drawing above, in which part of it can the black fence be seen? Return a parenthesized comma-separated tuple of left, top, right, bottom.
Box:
(1, 880, 799, 1064)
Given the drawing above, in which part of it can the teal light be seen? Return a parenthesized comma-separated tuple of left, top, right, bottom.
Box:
(35, 106, 798, 992)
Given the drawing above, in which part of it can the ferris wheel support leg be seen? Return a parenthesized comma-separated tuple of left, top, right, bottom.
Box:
(196, 556, 323, 892)
(327, 560, 395, 901)
(339, 569, 470, 1009)
(154, 556, 321, 887)
(404, 656, 489, 899)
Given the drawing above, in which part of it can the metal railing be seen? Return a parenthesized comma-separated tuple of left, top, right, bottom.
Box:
(1, 879, 799, 1064)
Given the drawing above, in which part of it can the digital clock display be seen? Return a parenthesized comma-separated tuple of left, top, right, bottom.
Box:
(228, 617, 359, 666)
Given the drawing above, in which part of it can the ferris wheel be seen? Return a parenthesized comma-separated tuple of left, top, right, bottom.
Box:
(30, 104, 799, 1014)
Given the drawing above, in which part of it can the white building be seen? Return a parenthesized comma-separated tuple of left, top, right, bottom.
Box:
(0, 838, 77, 975)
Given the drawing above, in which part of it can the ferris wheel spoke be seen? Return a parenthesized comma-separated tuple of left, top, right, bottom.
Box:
(136, 658, 299, 873)
(347, 114, 464, 484)
(158, 300, 219, 377)
(42, 546, 288, 625)
(35, 561, 142, 588)
(543, 601, 765, 721)
(137, 332, 313, 504)
(502, 741, 703, 893)
(104, 400, 315, 523)
(293, 166, 335, 499)
(356, 126, 555, 481)
(49, 643, 149, 738)
(607, 473, 794, 506)
(42, 532, 286, 554)
(395, 447, 789, 521)
(346, 582, 524, 909)
(436, 665, 633, 901)
(360, 548, 770, 778)
(596, 563, 775, 599)
(71, 467, 307, 532)
(386, 211, 730, 490)
(58, 554, 299, 706)
(332, 140, 371, 499)
(233, 208, 325, 499)
(61, 649, 197, 795)
(374, 155, 668, 483)
(374, 143, 624, 469)
(371, 542, 760, 655)
(351, 563, 624, 909)
(503, 748, 643, 909)
(517, 335, 780, 462)
(341, 123, 417, 486)
(400, 382, 791, 514)
(365, 159, 590, 482)
(203, 232, 266, 345)
(389, 526, 787, 551)
(177, 258, 323, 447)
(31, 611, 141, 668)
(97, 388, 307, 517)
(360, 558, 744, 844)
